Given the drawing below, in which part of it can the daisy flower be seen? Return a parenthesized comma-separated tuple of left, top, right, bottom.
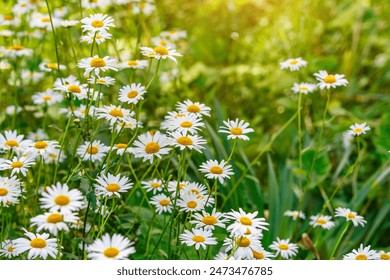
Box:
(54, 79, 88, 100)
(223, 234, 263, 260)
(309, 214, 335, 230)
(150, 193, 173, 215)
(219, 118, 254, 140)
(0, 156, 36, 176)
(0, 130, 31, 152)
(160, 68, 179, 83)
(0, 240, 19, 258)
(182, 182, 209, 197)
(113, 143, 131, 156)
(87, 233, 135, 260)
(176, 99, 211, 117)
(26, 140, 60, 158)
(377, 251, 390, 260)
(80, 13, 115, 33)
(96, 105, 133, 126)
(27, 129, 48, 141)
(269, 237, 299, 259)
(0, 176, 22, 207)
(39, 62, 67, 72)
(314, 70, 348, 90)
(43, 149, 67, 164)
(40, 182, 85, 214)
(132, 131, 171, 163)
(1, 44, 33, 57)
(251, 247, 275, 260)
(87, 75, 116, 87)
(94, 172, 133, 198)
(77, 140, 110, 162)
(30, 211, 79, 236)
(111, 118, 141, 132)
(343, 244, 378, 260)
(78, 55, 118, 76)
(166, 114, 205, 134)
(118, 83, 146, 104)
(335, 207, 367, 227)
(177, 193, 205, 212)
(132, 1, 155, 15)
(140, 45, 182, 63)
(32, 89, 64, 105)
(199, 159, 234, 184)
(348, 123, 370, 136)
(190, 208, 227, 230)
(13, 229, 59, 260)
(280, 57, 307, 71)
(179, 228, 217, 250)
(168, 131, 206, 152)
(226, 208, 269, 236)
(214, 252, 236, 260)
(80, 30, 112, 45)
(167, 180, 191, 195)
(160, 29, 188, 41)
(30, 12, 61, 30)
(291, 82, 317, 94)
(142, 179, 164, 194)
(284, 210, 306, 220)
(120, 59, 149, 70)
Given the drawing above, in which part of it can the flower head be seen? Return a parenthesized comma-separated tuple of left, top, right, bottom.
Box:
(284, 210, 306, 220)
(118, 83, 146, 105)
(199, 159, 234, 184)
(343, 244, 378, 260)
(348, 123, 370, 136)
(140, 45, 182, 63)
(226, 208, 269, 236)
(78, 55, 118, 76)
(87, 233, 135, 260)
(150, 193, 172, 215)
(77, 140, 110, 162)
(80, 13, 115, 33)
(30, 211, 79, 236)
(269, 237, 299, 259)
(291, 82, 317, 94)
(94, 172, 133, 198)
(219, 118, 254, 140)
(335, 207, 366, 227)
(280, 57, 307, 71)
(180, 228, 217, 250)
(314, 70, 348, 90)
(132, 131, 171, 163)
(309, 214, 335, 230)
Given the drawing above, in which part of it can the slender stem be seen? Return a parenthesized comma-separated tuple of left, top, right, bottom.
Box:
(297, 91, 303, 192)
(145, 59, 161, 90)
(329, 222, 350, 260)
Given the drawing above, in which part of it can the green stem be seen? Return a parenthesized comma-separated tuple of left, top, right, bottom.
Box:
(329, 222, 350, 260)
(297, 91, 303, 192)
(145, 59, 161, 90)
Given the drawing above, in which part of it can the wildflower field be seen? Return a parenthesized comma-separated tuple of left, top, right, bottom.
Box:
(0, 0, 389, 261)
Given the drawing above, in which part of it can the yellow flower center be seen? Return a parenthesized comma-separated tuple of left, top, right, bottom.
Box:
(41, 17, 50, 23)
(289, 59, 299, 65)
(127, 91, 138, 98)
(103, 247, 119, 258)
(7, 246, 14, 252)
(253, 250, 265, 259)
(91, 20, 104, 28)
(154, 46, 169, 55)
(187, 200, 197, 209)
(43, 96, 52, 101)
(239, 216, 252, 226)
(127, 60, 138, 66)
(191, 235, 205, 243)
(245, 228, 251, 234)
(159, 40, 167, 46)
(347, 213, 356, 219)
(11, 161, 23, 168)
(46, 213, 63, 223)
(95, 35, 102, 39)
(201, 215, 217, 225)
(30, 238, 47, 248)
(190, 189, 199, 194)
(236, 237, 250, 247)
(278, 244, 289, 250)
(96, 79, 106, 84)
(5, 140, 19, 147)
(180, 121, 193, 128)
(0, 188, 9, 196)
(355, 254, 368, 260)
(115, 143, 127, 149)
(316, 218, 327, 225)
(177, 136, 193, 146)
(4, 15, 13, 20)
(106, 183, 120, 192)
(380, 253, 389, 260)
(87, 146, 99, 154)
(54, 195, 70, 206)
(47, 63, 58, 69)
(145, 142, 160, 154)
(150, 182, 161, 188)
(175, 113, 186, 118)
(109, 108, 124, 117)
(353, 128, 363, 134)
(159, 199, 170, 206)
(49, 153, 57, 159)
(179, 183, 186, 189)
(90, 57, 106, 68)
(9, 45, 24, 51)
(299, 86, 308, 91)
(230, 127, 243, 135)
(209, 166, 223, 174)
(187, 104, 201, 113)
(68, 85, 81, 93)
(34, 141, 48, 149)
(324, 75, 336, 84)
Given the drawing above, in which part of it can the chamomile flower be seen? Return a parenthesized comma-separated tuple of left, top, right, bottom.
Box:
(176, 99, 211, 117)
(150, 193, 173, 214)
(182, 182, 209, 197)
(120, 59, 148, 70)
(226, 208, 269, 236)
(214, 252, 236, 260)
(96, 105, 132, 126)
(132, 1, 155, 15)
(251, 247, 275, 260)
(284, 210, 306, 220)
(80, 30, 112, 44)
(0, 130, 30, 152)
(111, 118, 140, 132)
(0, 240, 19, 258)
(40, 182, 85, 214)
(87, 233, 135, 260)
(348, 123, 370, 136)
(0, 176, 22, 207)
(43, 149, 67, 164)
(219, 118, 254, 140)
(343, 244, 378, 260)
(190, 209, 227, 230)
(309, 214, 335, 230)
(13, 229, 59, 260)
(87, 75, 116, 87)
(142, 179, 164, 194)
(1, 44, 33, 57)
(335, 207, 367, 227)
(269, 237, 299, 259)
(30, 211, 79, 236)
(113, 143, 131, 156)
(177, 193, 205, 212)
(0, 156, 36, 176)
(199, 159, 234, 184)
(94, 172, 133, 198)
(140, 46, 182, 63)
(54, 79, 88, 100)
(80, 13, 115, 33)
(118, 83, 146, 104)
(78, 55, 118, 76)
(26, 140, 60, 158)
(132, 131, 171, 163)
(377, 251, 390, 260)
(32, 89, 64, 105)
(291, 82, 317, 94)
(167, 180, 191, 194)
(39, 62, 67, 72)
(73, 104, 96, 119)
(27, 129, 48, 141)
(179, 228, 217, 250)
(280, 57, 307, 71)
(224, 234, 263, 260)
(77, 140, 110, 162)
(167, 114, 205, 134)
(168, 131, 206, 152)
(160, 29, 188, 41)
(30, 12, 61, 30)
(314, 70, 348, 90)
